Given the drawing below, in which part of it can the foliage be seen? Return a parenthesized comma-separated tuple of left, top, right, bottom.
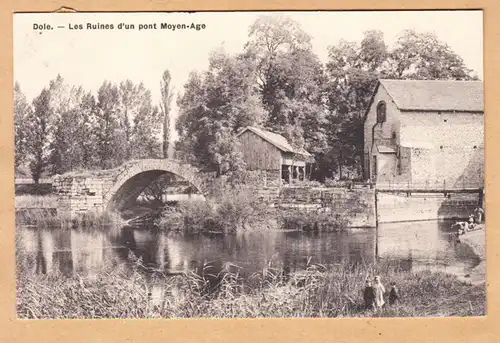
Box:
(157, 184, 271, 234)
(386, 30, 477, 80)
(245, 15, 329, 156)
(14, 83, 31, 176)
(160, 70, 174, 158)
(176, 49, 265, 174)
(16, 255, 486, 319)
(24, 88, 53, 183)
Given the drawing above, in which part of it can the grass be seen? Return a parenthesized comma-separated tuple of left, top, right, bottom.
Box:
(16, 242, 485, 319)
(15, 208, 124, 230)
(15, 195, 58, 209)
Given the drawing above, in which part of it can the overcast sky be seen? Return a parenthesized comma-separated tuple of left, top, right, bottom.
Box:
(14, 10, 483, 139)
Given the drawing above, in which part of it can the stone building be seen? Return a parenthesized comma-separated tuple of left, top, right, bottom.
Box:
(363, 79, 484, 187)
(236, 126, 314, 186)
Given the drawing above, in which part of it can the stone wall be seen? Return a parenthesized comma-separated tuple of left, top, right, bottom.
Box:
(277, 187, 377, 228)
(52, 174, 107, 214)
(52, 159, 211, 215)
(364, 85, 401, 155)
(376, 192, 480, 223)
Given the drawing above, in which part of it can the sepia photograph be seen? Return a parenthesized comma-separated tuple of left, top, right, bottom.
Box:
(13, 10, 485, 319)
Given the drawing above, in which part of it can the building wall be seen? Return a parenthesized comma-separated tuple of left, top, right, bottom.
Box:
(375, 153, 398, 183)
(409, 146, 484, 186)
(400, 111, 483, 147)
(400, 111, 484, 186)
(363, 84, 401, 180)
(238, 131, 282, 171)
(364, 84, 484, 186)
(377, 192, 480, 223)
(279, 187, 377, 227)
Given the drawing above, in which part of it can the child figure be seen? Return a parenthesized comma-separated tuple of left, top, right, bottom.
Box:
(373, 276, 386, 309)
(389, 282, 399, 305)
(363, 280, 376, 310)
(468, 214, 475, 231)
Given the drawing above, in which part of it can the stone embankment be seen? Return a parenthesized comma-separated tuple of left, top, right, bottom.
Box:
(458, 225, 485, 284)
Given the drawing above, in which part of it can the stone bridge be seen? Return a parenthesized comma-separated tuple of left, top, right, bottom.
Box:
(52, 159, 214, 215)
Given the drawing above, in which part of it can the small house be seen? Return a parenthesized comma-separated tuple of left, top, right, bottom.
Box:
(363, 79, 484, 187)
(236, 126, 314, 186)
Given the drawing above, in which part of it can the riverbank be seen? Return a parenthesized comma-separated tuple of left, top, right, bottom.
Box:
(16, 257, 485, 319)
(458, 225, 485, 284)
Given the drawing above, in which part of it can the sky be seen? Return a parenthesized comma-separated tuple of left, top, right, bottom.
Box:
(14, 10, 483, 141)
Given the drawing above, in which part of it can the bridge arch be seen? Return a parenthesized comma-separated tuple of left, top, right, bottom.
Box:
(52, 159, 213, 215)
(103, 159, 209, 212)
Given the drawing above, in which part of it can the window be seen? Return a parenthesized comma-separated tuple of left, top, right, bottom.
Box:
(376, 101, 387, 123)
(392, 132, 397, 139)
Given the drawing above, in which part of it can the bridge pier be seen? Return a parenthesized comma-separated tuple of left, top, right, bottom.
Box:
(52, 174, 109, 215)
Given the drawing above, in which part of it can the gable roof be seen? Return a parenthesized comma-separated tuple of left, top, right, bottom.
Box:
(380, 79, 484, 112)
(363, 79, 484, 123)
(236, 126, 312, 157)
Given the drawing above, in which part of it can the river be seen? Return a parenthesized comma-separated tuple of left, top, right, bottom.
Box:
(16, 219, 480, 283)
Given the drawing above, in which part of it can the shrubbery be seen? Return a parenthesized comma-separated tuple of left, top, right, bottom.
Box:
(157, 183, 271, 234)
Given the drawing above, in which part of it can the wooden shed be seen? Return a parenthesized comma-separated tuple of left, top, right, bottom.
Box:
(236, 126, 314, 186)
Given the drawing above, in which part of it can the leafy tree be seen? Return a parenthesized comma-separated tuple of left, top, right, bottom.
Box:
(24, 88, 52, 183)
(14, 82, 31, 176)
(244, 15, 328, 156)
(48, 83, 97, 174)
(385, 30, 476, 80)
(79, 92, 99, 169)
(324, 32, 386, 179)
(160, 70, 174, 158)
(176, 50, 265, 174)
(95, 81, 125, 169)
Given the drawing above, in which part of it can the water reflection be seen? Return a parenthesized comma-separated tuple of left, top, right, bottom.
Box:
(17, 220, 479, 281)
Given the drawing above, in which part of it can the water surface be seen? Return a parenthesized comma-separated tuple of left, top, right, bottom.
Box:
(17, 219, 480, 282)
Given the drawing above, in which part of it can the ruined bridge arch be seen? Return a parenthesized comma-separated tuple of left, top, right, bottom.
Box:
(53, 159, 214, 215)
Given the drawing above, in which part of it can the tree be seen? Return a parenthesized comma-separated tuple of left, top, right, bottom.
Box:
(324, 33, 384, 179)
(160, 70, 174, 158)
(244, 15, 328, 165)
(14, 82, 30, 175)
(25, 88, 52, 183)
(385, 30, 476, 80)
(95, 81, 125, 169)
(48, 83, 98, 174)
(176, 50, 265, 174)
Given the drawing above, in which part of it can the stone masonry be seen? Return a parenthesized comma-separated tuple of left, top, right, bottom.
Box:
(52, 159, 213, 215)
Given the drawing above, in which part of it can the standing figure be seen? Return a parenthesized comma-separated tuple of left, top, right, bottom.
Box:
(363, 280, 376, 310)
(473, 207, 484, 224)
(373, 276, 386, 309)
(389, 282, 399, 305)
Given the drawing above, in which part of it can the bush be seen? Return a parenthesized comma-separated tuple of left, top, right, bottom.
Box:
(157, 185, 273, 234)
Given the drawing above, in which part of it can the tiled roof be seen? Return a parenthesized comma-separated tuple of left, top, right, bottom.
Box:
(380, 79, 484, 112)
(237, 126, 312, 157)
